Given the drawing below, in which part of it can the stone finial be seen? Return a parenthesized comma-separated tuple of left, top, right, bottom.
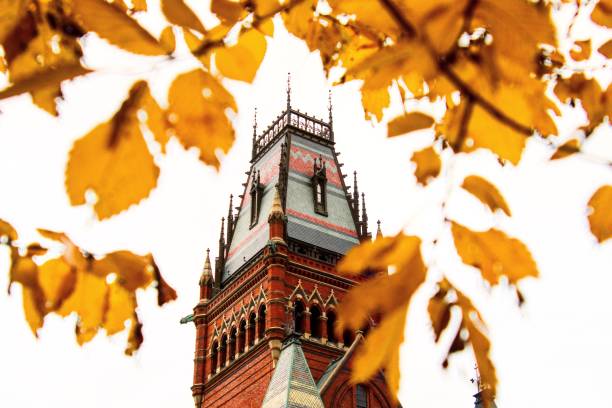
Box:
(268, 185, 284, 221)
(200, 249, 213, 285)
(376, 220, 383, 239)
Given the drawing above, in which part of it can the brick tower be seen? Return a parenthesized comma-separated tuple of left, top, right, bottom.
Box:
(188, 87, 398, 407)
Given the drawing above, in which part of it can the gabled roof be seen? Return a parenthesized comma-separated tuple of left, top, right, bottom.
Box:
(262, 337, 325, 408)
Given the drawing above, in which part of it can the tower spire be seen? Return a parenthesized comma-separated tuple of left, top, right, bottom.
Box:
(352, 171, 360, 216)
(361, 192, 369, 238)
(200, 249, 213, 286)
(252, 107, 258, 159)
(218, 217, 225, 261)
(227, 194, 234, 242)
(286, 72, 291, 110)
(328, 89, 333, 128)
(376, 220, 383, 239)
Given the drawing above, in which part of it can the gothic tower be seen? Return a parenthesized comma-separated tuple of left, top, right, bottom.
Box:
(188, 88, 397, 408)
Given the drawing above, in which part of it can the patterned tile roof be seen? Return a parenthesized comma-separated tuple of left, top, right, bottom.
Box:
(262, 337, 325, 408)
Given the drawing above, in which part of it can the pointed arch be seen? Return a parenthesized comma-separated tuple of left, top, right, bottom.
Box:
(308, 284, 324, 307)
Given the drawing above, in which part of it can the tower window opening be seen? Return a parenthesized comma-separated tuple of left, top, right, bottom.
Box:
(248, 313, 256, 347)
(250, 171, 263, 228)
(238, 320, 246, 354)
(312, 156, 328, 215)
(219, 335, 227, 368)
(210, 341, 218, 374)
(310, 306, 322, 339)
(356, 385, 368, 408)
(327, 310, 337, 343)
(294, 301, 305, 334)
(258, 305, 266, 340)
(229, 328, 237, 362)
(343, 329, 353, 347)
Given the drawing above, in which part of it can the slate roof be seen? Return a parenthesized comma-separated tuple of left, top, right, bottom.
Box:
(261, 337, 325, 408)
(222, 110, 361, 282)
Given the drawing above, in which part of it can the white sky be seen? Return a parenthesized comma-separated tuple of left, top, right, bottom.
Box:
(0, 2, 611, 407)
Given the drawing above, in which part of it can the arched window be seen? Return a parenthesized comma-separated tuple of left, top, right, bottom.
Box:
(229, 327, 237, 361)
(342, 329, 353, 347)
(311, 156, 327, 215)
(258, 304, 266, 340)
(210, 341, 218, 374)
(249, 171, 263, 228)
(327, 310, 338, 343)
(310, 306, 322, 338)
(248, 312, 256, 347)
(294, 301, 305, 334)
(356, 385, 368, 408)
(238, 320, 246, 354)
(219, 334, 227, 368)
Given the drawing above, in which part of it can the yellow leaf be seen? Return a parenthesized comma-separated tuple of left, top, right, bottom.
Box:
(58, 270, 107, 344)
(451, 222, 538, 285)
(215, 29, 266, 83)
(159, 26, 176, 53)
(592, 0, 612, 28)
(141, 87, 170, 151)
(167, 69, 236, 167)
(23, 286, 46, 336)
(254, 0, 279, 16)
(461, 175, 511, 216)
(570, 40, 592, 61)
(125, 315, 143, 355)
(39, 258, 77, 310)
(352, 307, 407, 399)
(361, 86, 389, 122)
(104, 251, 155, 291)
(72, 0, 167, 56)
(65, 81, 159, 219)
(411, 146, 441, 186)
(550, 139, 580, 161)
(0, 0, 29, 44)
(211, 0, 246, 24)
(337, 234, 426, 397)
(598, 39, 612, 58)
(161, 0, 206, 33)
(103, 282, 135, 335)
(37, 229, 87, 270)
(10, 254, 38, 289)
(456, 290, 497, 404)
(587, 185, 612, 243)
(0, 218, 18, 241)
(131, 0, 147, 12)
(256, 18, 275, 37)
(555, 74, 611, 134)
(328, 0, 400, 38)
(388, 112, 434, 137)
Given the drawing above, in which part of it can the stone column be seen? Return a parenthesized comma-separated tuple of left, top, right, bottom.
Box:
(320, 314, 328, 343)
(303, 309, 311, 338)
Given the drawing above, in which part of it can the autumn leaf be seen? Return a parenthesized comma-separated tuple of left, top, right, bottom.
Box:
(23, 286, 46, 335)
(570, 40, 591, 61)
(153, 260, 178, 305)
(388, 112, 435, 137)
(159, 26, 177, 53)
(0, 218, 18, 242)
(211, 0, 247, 25)
(71, 0, 167, 56)
(555, 74, 611, 134)
(361, 87, 390, 122)
(451, 222, 538, 285)
(37, 229, 87, 270)
(598, 40, 612, 58)
(167, 69, 236, 168)
(215, 29, 267, 83)
(587, 185, 612, 243)
(551, 139, 580, 161)
(103, 282, 135, 335)
(65, 81, 160, 219)
(592, 0, 612, 28)
(411, 146, 441, 186)
(461, 175, 511, 216)
(428, 281, 451, 342)
(337, 234, 426, 396)
(38, 258, 77, 310)
(162, 0, 206, 34)
(125, 314, 144, 355)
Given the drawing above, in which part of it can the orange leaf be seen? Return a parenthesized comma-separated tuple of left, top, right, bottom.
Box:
(103, 282, 135, 335)
(215, 29, 266, 83)
(161, 0, 206, 33)
(411, 146, 441, 185)
(587, 185, 612, 243)
(388, 112, 434, 137)
(451, 222, 538, 285)
(461, 175, 511, 216)
(598, 40, 612, 58)
(570, 39, 591, 61)
(38, 258, 77, 310)
(550, 139, 580, 161)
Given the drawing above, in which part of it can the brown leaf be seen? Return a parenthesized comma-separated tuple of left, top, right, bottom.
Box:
(587, 185, 612, 243)
(161, 0, 206, 33)
(592, 0, 612, 28)
(167, 69, 236, 168)
(216, 29, 266, 83)
(570, 40, 591, 61)
(598, 40, 612, 58)
(125, 314, 143, 355)
(388, 112, 435, 137)
(0, 0, 30, 45)
(211, 0, 246, 24)
(152, 258, 177, 305)
(0, 218, 18, 242)
(428, 282, 451, 342)
(555, 74, 611, 134)
(65, 81, 159, 219)
(71, 0, 167, 55)
(551, 139, 580, 161)
(23, 285, 46, 336)
(461, 175, 511, 216)
(337, 234, 427, 397)
(101, 251, 155, 291)
(411, 146, 441, 185)
(451, 222, 538, 285)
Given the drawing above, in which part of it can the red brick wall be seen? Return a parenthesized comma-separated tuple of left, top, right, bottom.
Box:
(202, 343, 273, 408)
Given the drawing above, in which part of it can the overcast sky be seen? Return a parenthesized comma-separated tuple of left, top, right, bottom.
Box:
(0, 3, 611, 407)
